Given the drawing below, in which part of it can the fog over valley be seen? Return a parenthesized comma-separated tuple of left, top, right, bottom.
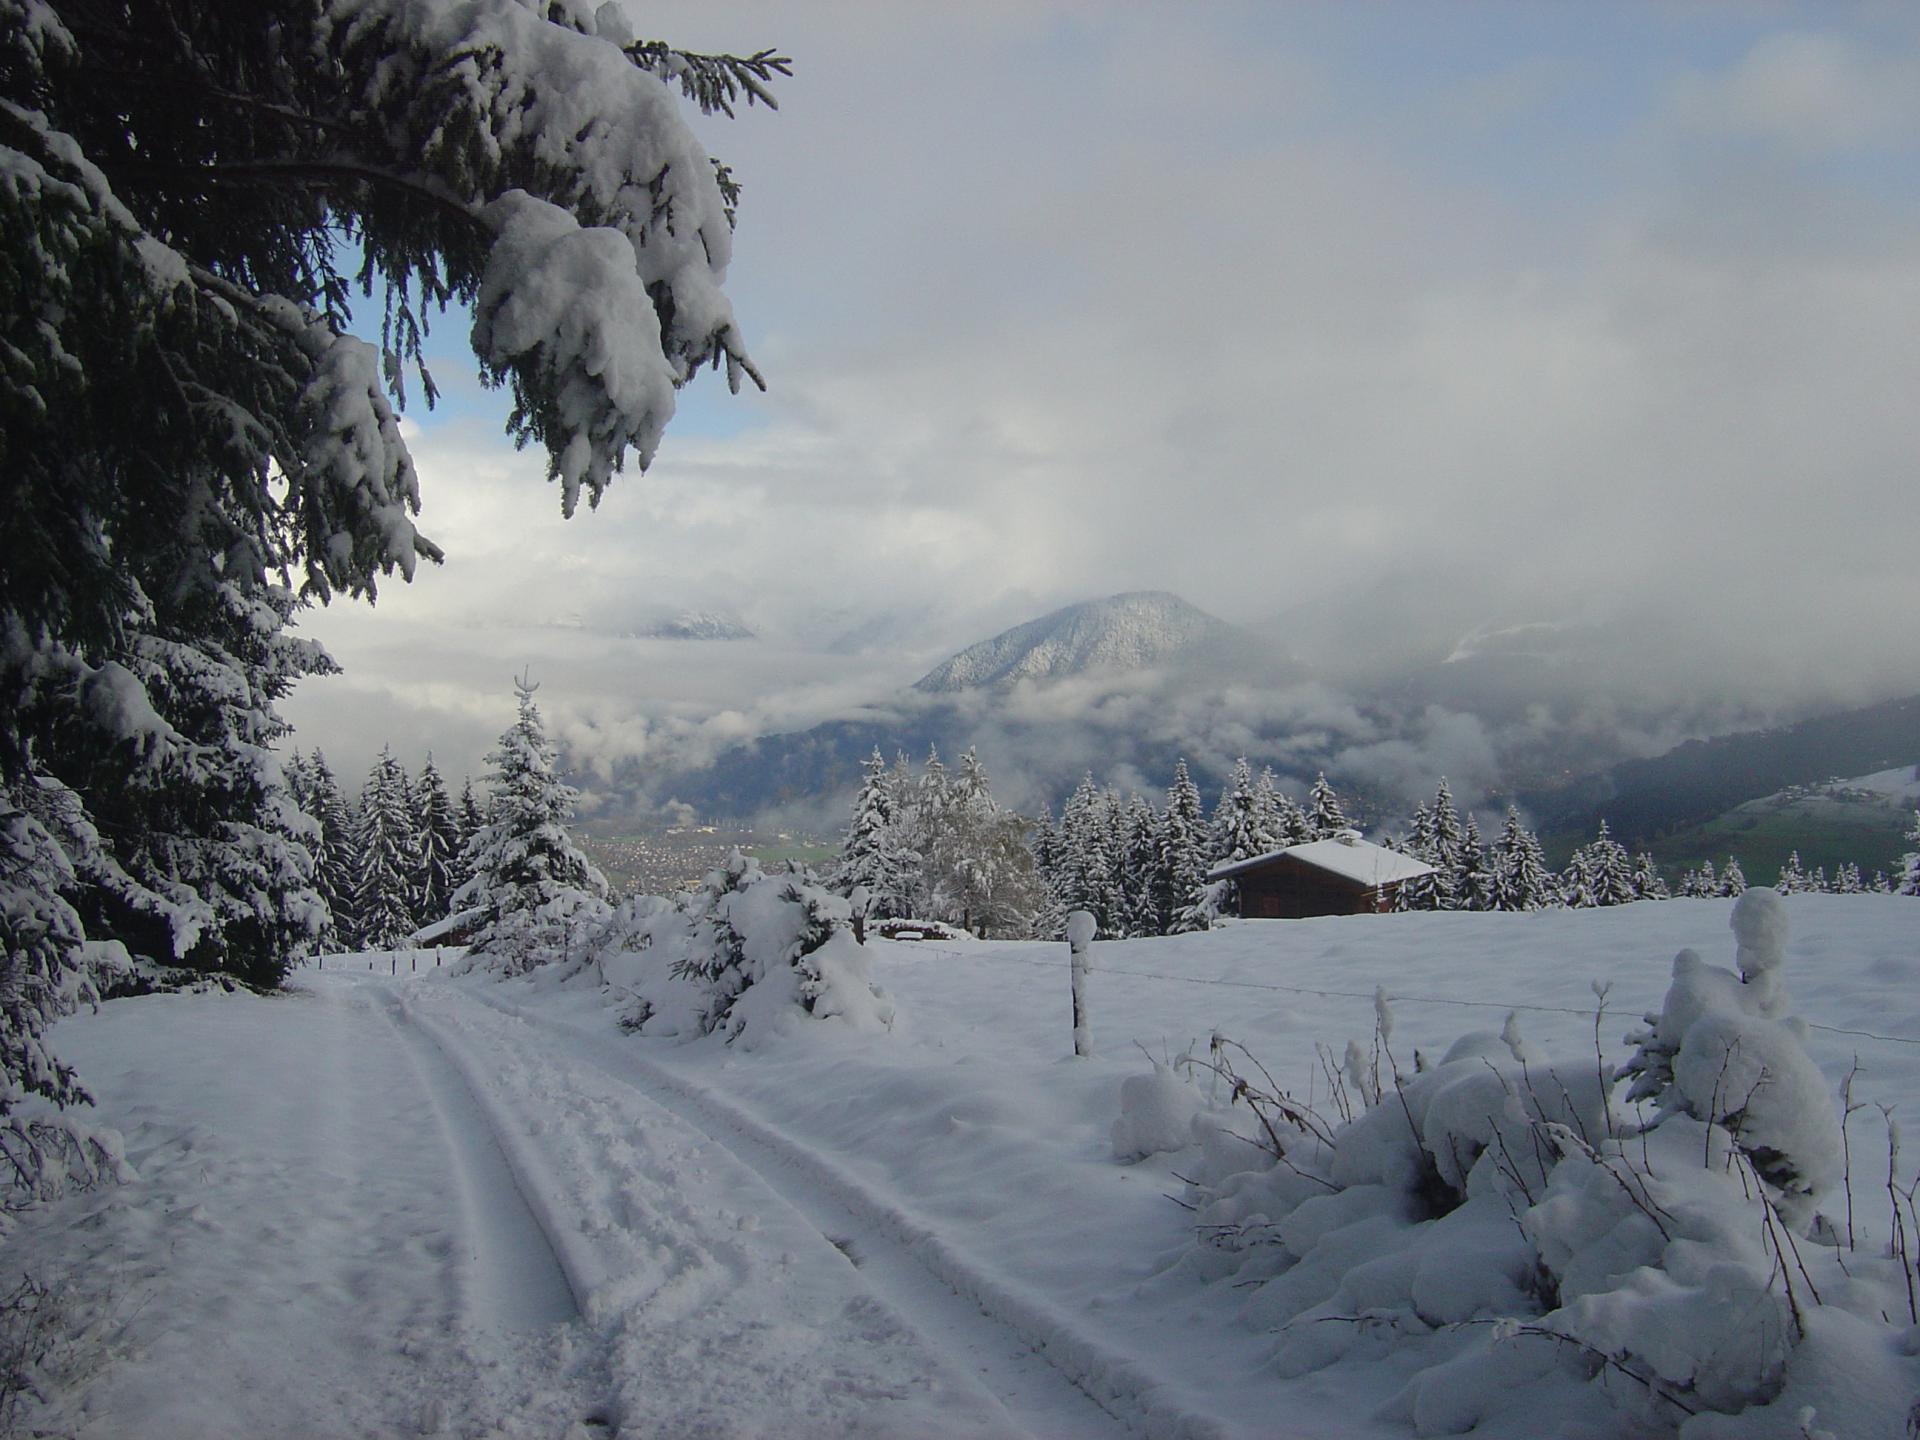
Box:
(276, 2, 1920, 829)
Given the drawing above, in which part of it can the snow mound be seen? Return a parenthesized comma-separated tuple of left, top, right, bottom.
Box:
(1166, 895, 1917, 1435)
(1111, 1062, 1206, 1162)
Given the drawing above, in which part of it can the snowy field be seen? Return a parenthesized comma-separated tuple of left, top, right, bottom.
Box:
(10, 895, 1920, 1438)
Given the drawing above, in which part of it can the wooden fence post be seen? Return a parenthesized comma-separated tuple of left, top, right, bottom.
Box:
(1066, 910, 1095, 1058)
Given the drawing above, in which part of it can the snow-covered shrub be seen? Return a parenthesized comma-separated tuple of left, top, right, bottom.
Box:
(586, 853, 893, 1045)
(1156, 895, 1915, 1436)
(1620, 888, 1841, 1225)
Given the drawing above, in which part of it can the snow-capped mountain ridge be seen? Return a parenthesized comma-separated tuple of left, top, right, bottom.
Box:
(630, 608, 756, 641)
(913, 590, 1237, 692)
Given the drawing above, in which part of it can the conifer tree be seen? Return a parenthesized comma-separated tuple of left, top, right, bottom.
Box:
(833, 749, 916, 920)
(1456, 813, 1494, 911)
(414, 756, 462, 926)
(1489, 806, 1553, 912)
(355, 748, 419, 949)
(1561, 844, 1598, 908)
(1426, 780, 1465, 908)
(1776, 851, 1808, 894)
(1252, 767, 1286, 848)
(305, 751, 360, 948)
(1120, 795, 1162, 938)
(1719, 857, 1747, 897)
(1900, 810, 1920, 897)
(1158, 760, 1211, 935)
(1632, 852, 1671, 901)
(283, 751, 315, 815)
(1586, 821, 1637, 906)
(455, 678, 609, 972)
(1397, 802, 1440, 911)
(0, 0, 779, 1155)
(1210, 757, 1272, 866)
(1273, 789, 1312, 847)
(1306, 772, 1354, 840)
(1058, 774, 1120, 936)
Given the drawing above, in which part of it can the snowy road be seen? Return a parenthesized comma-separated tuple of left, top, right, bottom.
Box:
(19, 970, 1127, 1439)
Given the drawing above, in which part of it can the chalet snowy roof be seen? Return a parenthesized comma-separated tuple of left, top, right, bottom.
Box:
(1207, 836, 1436, 888)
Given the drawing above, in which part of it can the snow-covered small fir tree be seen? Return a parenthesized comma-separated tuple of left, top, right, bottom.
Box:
(455, 678, 608, 973)
(1631, 851, 1671, 901)
(1776, 850, 1808, 894)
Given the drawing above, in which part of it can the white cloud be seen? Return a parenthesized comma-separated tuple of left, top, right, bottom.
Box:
(1669, 30, 1920, 156)
(285, 5, 1920, 804)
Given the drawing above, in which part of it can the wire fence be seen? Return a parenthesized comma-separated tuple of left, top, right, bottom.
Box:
(899, 940, 1920, 1052)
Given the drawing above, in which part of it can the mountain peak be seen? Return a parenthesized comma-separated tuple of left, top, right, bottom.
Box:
(914, 591, 1237, 693)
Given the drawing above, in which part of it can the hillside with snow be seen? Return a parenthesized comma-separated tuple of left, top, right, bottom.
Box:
(913, 591, 1246, 693)
(12, 895, 1920, 1438)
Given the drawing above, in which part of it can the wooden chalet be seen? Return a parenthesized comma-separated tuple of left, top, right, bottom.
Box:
(1206, 833, 1435, 919)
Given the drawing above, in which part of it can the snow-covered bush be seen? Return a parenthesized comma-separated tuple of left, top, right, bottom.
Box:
(1619, 888, 1842, 1225)
(586, 853, 894, 1046)
(1155, 892, 1916, 1436)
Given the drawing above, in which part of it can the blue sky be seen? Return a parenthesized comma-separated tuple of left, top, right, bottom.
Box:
(285, 2, 1920, 791)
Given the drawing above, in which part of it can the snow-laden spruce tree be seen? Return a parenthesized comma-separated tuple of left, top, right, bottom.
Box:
(1489, 804, 1554, 911)
(1455, 811, 1494, 911)
(1057, 774, 1123, 936)
(1305, 772, 1353, 840)
(1118, 794, 1163, 938)
(455, 679, 608, 973)
(1209, 757, 1273, 867)
(354, 748, 418, 950)
(412, 756, 462, 927)
(0, 0, 777, 1153)
(1564, 819, 1636, 908)
(1157, 759, 1212, 934)
(298, 751, 359, 948)
(830, 750, 916, 920)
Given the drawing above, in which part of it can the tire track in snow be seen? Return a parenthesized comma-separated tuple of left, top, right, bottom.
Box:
(360, 985, 580, 1333)
(464, 991, 1239, 1440)
(398, 982, 1042, 1438)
